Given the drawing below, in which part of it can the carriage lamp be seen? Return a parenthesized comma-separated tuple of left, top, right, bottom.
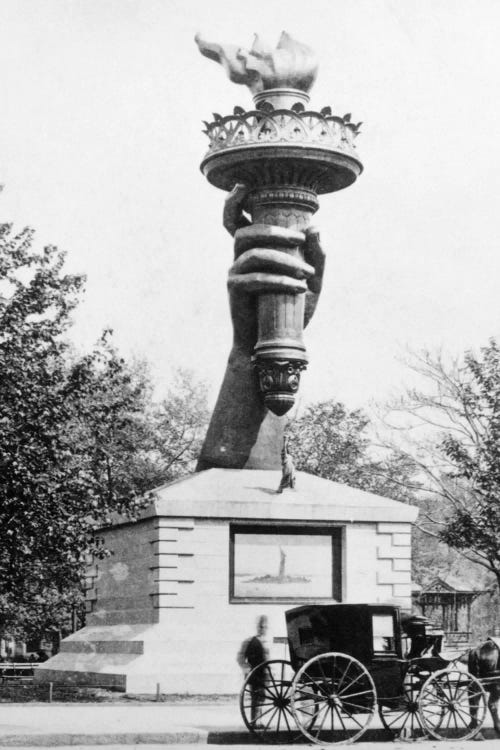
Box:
(196, 32, 363, 416)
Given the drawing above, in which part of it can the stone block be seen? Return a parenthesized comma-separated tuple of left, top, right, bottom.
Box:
(96, 594, 152, 610)
(34, 666, 127, 690)
(153, 540, 195, 555)
(88, 608, 157, 626)
(155, 580, 194, 594)
(377, 544, 411, 560)
(156, 518, 194, 529)
(377, 523, 412, 535)
(60, 641, 144, 654)
(393, 558, 412, 571)
(377, 569, 411, 585)
(391, 533, 412, 546)
(153, 558, 196, 579)
(152, 591, 195, 609)
(374, 585, 394, 601)
(393, 584, 413, 598)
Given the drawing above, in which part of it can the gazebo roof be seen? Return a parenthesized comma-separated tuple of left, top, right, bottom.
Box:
(419, 575, 485, 596)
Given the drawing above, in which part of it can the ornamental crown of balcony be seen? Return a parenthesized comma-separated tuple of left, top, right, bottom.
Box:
(202, 106, 361, 159)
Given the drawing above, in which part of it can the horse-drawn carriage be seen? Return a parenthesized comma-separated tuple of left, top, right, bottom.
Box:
(240, 603, 493, 744)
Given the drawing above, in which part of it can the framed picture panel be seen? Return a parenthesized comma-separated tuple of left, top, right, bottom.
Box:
(230, 524, 342, 603)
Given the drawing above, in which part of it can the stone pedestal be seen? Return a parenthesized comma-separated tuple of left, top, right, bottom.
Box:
(36, 469, 417, 694)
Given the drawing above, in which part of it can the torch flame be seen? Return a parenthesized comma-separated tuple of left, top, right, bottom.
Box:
(195, 31, 318, 95)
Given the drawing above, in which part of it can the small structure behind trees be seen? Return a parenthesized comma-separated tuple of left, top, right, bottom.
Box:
(413, 576, 487, 648)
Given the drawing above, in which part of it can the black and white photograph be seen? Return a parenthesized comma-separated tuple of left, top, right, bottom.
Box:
(0, 0, 500, 746)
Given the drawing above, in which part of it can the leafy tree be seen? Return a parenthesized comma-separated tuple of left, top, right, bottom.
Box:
(69, 353, 209, 510)
(286, 400, 418, 504)
(383, 341, 500, 591)
(0, 224, 208, 640)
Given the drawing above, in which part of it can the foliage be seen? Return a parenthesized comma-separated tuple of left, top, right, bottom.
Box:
(287, 400, 419, 504)
(383, 340, 500, 589)
(0, 224, 208, 639)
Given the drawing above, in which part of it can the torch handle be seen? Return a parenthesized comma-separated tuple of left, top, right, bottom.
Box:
(247, 189, 317, 415)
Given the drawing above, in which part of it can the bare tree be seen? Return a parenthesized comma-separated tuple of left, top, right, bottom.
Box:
(381, 341, 500, 590)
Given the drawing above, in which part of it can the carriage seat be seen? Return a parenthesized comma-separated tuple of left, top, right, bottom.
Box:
(487, 635, 500, 651)
(401, 615, 444, 659)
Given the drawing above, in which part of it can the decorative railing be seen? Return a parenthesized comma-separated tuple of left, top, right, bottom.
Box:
(202, 104, 361, 158)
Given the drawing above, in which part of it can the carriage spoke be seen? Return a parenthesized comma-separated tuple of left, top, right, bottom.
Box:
(333, 703, 347, 733)
(384, 710, 408, 729)
(318, 657, 327, 682)
(276, 705, 281, 734)
(266, 666, 280, 696)
(336, 668, 367, 694)
(398, 709, 412, 732)
(243, 696, 276, 709)
(341, 698, 373, 713)
(342, 709, 364, 729)
(422, 699, 446, 713)
(412, 709, 424, 736)
(456, 699, 477, 721)
(262, 684, 280, 701)
(295, 702, 317, 718)
(443, 672, 456, 702)
(338, 687, 374, 700)
(316, 702, 331, 733)
(301, 672, 329, 696)
(263, 705, 280, 732)
(258, 703, 281, 723)
(282, 705, 293, 732)
(447, 672, 465, 704)
(452, 705, 470, 727)
(336, 656, 351, 693)
(468, 688, 487, 702)
(445, 707, 454, 731)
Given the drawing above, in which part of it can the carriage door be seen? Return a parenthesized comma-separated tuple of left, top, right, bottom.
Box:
(370, 609, 402, 699)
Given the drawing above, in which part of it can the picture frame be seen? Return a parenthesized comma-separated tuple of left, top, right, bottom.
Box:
(230, 524, 342, 603)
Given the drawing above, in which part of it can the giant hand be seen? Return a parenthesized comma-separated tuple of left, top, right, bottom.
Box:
(196, 184, 325, 471)
(224, 184, 325, 356)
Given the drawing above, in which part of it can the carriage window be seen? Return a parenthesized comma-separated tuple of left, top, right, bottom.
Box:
(230, 525, 342, 602)
(299, 627, 314, 645)
(372, 614, 396, 653)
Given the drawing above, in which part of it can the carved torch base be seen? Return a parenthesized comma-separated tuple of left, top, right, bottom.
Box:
(253, 357, 307, 416)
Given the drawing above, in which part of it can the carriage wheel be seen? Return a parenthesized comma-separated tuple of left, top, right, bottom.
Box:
(290, 652, 377, 745)
(379, 695, 426, 741)
(240, 659, 300, 743)
(378, 664, 430, 741)
(418, 667, 488, 740)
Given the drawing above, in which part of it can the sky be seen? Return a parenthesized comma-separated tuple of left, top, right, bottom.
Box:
(0, 0, 499, 412)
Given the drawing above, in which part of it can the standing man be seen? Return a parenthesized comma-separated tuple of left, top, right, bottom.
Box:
(243, 616, 270, 725)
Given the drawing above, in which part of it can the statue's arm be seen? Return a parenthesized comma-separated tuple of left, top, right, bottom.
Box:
(196, 186, 325, 471)
(196, 342, 275, 470)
